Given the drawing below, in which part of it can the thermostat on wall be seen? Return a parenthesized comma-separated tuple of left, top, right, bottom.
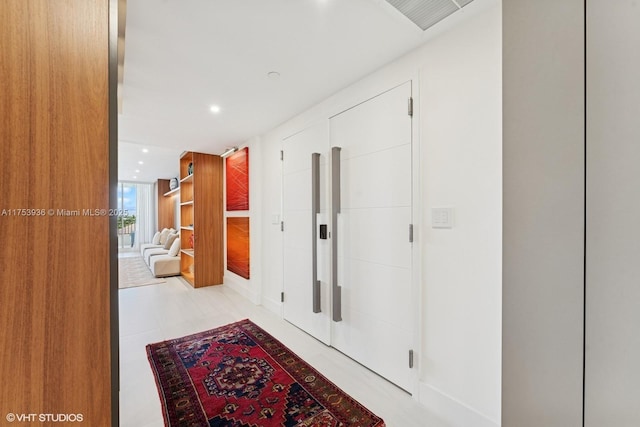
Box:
(432, 207, 454, 229)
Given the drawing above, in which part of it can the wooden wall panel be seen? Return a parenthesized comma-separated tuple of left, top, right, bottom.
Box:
(193, 152, 224, 287)
(226, 147, 249, 211)
(0, 1, 113, 425)
(157, 179, 176, 230)
(227, 217, 250, 279)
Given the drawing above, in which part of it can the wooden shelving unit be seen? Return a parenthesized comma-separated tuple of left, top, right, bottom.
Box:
(163, 187, 179, 197)
(157, 179, 176, 230)
(179, 151, 224, 287)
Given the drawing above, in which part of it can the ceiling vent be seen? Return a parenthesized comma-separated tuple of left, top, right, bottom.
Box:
(385, 0, 475, 31)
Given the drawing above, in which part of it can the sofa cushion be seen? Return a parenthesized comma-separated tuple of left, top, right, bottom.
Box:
(168, 238, 181, 257)
(151, 231, 161, 245)
(150, 254, 181, 278)
(163, 232, 179, 249)
(144, 248, 169, 265)
(158, 228, 172, 245)
(140, 243, 163, 257)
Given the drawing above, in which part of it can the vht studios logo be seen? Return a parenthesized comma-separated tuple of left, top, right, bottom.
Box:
(6, 413, 84, 423)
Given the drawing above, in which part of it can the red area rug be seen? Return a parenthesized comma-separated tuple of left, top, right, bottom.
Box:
(147, 319, 385, 427)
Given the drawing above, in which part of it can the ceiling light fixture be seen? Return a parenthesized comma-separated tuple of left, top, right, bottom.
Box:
(135, 169, 140, 173)
(209, 105, 221, 114)
(142, 148, 149, 153)
(220, 147, 239, 158)
(138, 161, 144, 165)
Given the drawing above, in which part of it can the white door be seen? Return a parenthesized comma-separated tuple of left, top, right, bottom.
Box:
(282, 122, 331, 345)
(330, 81, 414, 391)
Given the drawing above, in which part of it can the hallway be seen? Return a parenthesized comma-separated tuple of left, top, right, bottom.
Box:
(119, 279, 446, 427)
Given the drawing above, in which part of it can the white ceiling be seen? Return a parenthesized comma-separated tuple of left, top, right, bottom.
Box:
(118, 0, 482, 182)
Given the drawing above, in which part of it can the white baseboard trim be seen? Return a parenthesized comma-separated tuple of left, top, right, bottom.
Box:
(261, 296, 281, 316)
(418, 382, 500, 427)
(223, 275, 260, 305)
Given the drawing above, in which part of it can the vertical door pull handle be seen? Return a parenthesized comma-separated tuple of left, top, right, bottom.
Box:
(312, 153, 321, 313)
(331, 147, 342, 322)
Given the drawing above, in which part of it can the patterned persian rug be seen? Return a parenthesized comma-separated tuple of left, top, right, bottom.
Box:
(147, 319, 385, 427)
(118, 256, 165, 289)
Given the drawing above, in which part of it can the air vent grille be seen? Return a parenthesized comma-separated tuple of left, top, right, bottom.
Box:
(385, 0, 475, 31)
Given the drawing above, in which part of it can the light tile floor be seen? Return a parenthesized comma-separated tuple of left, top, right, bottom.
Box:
(118, 277, 447, 427)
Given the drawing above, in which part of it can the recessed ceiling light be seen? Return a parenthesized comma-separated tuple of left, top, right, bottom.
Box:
(209, 105, 221, 114)
(142, 148, 149, 153)
(138, 161, 144, 165)
(132, 176, 137, 179)
(135, 169, 140, 173)
(267, 71, 281, 81)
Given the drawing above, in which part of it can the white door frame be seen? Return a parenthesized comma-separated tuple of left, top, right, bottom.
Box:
(280, 76, 422, 397)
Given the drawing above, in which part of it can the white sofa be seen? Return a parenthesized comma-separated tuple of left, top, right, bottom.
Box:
(140, 228, 175, 258)
(149, 253, 181, 278)
(142, 230, 181, 277)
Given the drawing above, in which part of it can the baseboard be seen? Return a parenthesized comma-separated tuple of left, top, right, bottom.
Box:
(418, 382, 500, 427)
(261, 296, 281, 315)
(223, 274, 260, 305)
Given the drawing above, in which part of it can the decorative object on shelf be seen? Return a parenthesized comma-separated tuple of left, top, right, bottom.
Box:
(169, 177, 179, 190)
(187, 162, 193, 175)
(189, 233, 194, 249)
(225, 147, 249, 211)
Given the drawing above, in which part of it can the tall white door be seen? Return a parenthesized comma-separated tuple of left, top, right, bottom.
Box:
(282, 81, 414, 391)
(330, 81, 414, 391)
(282, 122, 331, 345)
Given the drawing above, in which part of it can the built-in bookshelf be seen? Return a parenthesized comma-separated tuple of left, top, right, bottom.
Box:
(179, 151, 224, 287)
(157, 179, 177, 230)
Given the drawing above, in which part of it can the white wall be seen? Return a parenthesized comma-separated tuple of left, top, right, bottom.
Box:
(419, 5, 501, 426)
(223, 136, 263, 305)
(502, 1, 585, 426)
(585, 1, 640, 425)
(257, 1, 502, 425)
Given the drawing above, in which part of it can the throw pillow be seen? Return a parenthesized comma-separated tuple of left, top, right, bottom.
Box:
(151, 231, 161, 245)
(168, 238, 181, 257)
(159, 228, 171, 245)
(164, 232, 179, 250)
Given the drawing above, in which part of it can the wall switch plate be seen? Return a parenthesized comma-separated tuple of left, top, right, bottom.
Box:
(432, 207, 454, 229)
(271, 214, 280, 225)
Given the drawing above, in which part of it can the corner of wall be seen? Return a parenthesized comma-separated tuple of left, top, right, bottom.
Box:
(418, 382, 500, 427)
(223, 273, 260, 305)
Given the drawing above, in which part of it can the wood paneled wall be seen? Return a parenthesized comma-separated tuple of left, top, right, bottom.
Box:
(0, 1, 114, 425)
(157, 179, 176, 230)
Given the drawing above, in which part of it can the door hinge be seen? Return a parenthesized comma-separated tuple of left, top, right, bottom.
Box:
(409, 224, 414, 243)
(281, 292, 285, 302)
(280, 221, 284, 232)
(408, 97, 413, 117)
(409, 349, 414, 368)
(280, 150, 284, 161)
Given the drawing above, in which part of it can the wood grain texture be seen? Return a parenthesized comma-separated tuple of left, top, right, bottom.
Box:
(225, 147, 249, 211)
(179, 152, 223, 287)
(0, 0, 112, 424)
(226, 217, 250, 279)
(157, 179, 175, 230)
